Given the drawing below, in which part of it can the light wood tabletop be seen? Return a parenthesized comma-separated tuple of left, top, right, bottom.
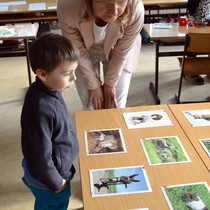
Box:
(143, 24, 210, 41)
(143, 0, 187, 6)
(0, 0, 57, 23)
(0, 0, 57, 13)
(0, 23, 39, 85)
(0, 23, 39, 40)
(75, 105, 210, 210)
(143, 24, 210, 105)
(169, 103, 210, 173)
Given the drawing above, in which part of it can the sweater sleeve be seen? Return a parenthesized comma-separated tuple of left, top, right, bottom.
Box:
(57, 0, 101, 90)
(104, 0, 145, 87)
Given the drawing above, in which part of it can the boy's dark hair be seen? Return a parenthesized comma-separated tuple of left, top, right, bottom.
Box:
(29, 32, 80, 74)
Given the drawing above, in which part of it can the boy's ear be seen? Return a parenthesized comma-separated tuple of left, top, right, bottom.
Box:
(36, 69, 47, 81)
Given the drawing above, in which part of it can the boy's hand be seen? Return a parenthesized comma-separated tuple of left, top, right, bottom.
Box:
(55, 179, 66, 193)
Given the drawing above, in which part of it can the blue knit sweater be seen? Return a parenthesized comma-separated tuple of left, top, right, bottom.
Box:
(21, 77, 79, 191)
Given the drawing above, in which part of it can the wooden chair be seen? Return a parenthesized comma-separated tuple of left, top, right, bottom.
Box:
(175, 33, 210, 103)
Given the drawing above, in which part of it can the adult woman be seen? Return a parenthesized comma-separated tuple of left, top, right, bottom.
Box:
(57, 0, 144, 110)
(185, 0, 210, 85)
(187, 0, 210, 22)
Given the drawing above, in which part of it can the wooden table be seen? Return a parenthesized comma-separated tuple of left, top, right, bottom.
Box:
(143, 0, 187, 22)
(169, 102, 210, 173)
(143, 0, 187, 6)
(0, 23, 39, 85)
(75, 105, 210, 210)
(143, 23, 210, 104)
(0, 0, 57, 24)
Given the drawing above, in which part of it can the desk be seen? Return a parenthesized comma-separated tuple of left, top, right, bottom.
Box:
(0, 0, 57, 24)
(143, 0, 187, 22)
(75, 105, 210, 210)
(0, 23, 39, 85)
(143, 0, 187, 5)
(143, 24, 210, 104)
(169, 102, 210, 172)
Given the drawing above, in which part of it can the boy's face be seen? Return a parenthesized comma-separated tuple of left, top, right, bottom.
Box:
(43, 61, 78, 92)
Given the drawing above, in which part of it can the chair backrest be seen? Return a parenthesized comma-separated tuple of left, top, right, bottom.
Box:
(185, 33, 210, 53)
(182, 33, 210, 75)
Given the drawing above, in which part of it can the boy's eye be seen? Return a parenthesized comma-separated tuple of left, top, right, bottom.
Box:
(64, 71, 74, 76)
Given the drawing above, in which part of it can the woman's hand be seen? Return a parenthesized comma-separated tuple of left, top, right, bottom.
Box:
(87, 86, 104, 109)
(103, 84, 118, 109)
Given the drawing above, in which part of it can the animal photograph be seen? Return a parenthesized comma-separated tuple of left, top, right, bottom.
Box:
(140, 136, 191, 165)
(183, 109, 210, 127)
(199, 139, 210, 157)
(161, 182, 210, 210)
(123, 110, 173, 129)
(89, 166, 152, 197)
(84, 128, 126, 155)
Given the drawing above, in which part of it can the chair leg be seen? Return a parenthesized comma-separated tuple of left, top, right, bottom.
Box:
(176, 72, 184, 104)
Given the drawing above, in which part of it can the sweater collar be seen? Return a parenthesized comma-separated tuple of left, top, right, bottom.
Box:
(34, 76, 61, 99)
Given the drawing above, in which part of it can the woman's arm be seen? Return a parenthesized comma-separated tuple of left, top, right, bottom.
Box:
(57, 0, 101, 90)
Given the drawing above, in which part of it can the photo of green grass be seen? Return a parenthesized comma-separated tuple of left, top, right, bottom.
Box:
(140, 136, 191, 165)
(162, 182, 210, 210)
(199, 139, 210, 157)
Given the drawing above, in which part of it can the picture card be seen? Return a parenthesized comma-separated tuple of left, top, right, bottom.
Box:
(90, 166, 152, 197)
(0, 6, 8, 11)
(199, 138, 210, 157)
(123, 110, 173, 129)
(0, 1, 26, 6)
(84, 128, 126, 155)
(154, 23, 172, 29)
(161, 182, 210, 210)
(140, 136, 191, 165)
(0, 27, 16, 37)
(28, 3, 46, 11)
(183, 109, 210, 127)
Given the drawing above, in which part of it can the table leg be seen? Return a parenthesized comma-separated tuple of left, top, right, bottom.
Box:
(149, 40, 161, 104)
(24, 39, 32, 86)
(37, 21, 51, 37)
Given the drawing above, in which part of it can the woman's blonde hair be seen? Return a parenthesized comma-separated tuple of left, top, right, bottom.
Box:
(82, 0, 135, 24)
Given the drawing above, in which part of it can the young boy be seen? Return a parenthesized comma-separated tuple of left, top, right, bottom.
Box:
(21, 33, 80, 210)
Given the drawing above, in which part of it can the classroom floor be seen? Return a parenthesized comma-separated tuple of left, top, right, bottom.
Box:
(1, 33, 210, 210)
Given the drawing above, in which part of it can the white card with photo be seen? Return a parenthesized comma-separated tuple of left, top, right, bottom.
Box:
(161, 182, 210, 210)
(123, 110, 173, 129)
(89, 166, 152, 197)
(183, 109, 210, 127)
(140, 136, 191, 165)
(199, 138, 210, 157)
(84, 128, 126, 156)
